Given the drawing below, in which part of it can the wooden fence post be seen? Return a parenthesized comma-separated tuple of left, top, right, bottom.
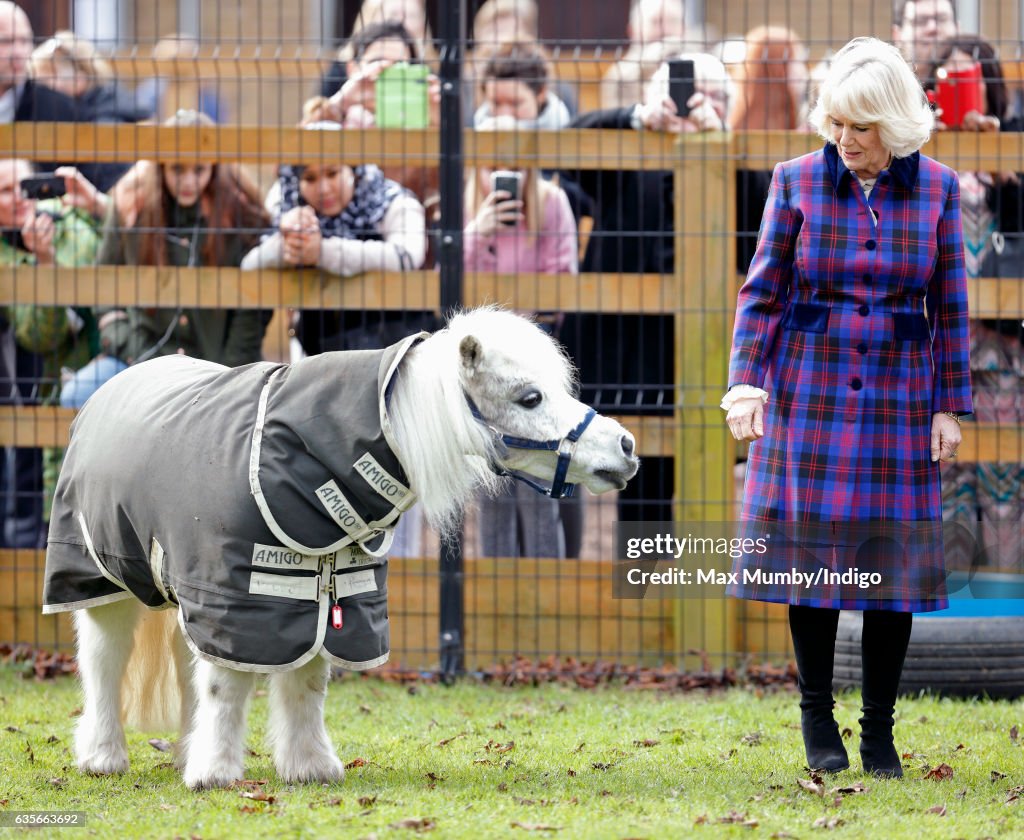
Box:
(673, 132, 738, 670)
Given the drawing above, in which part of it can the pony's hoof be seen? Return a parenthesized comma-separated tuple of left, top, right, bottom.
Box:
(183, 757, 244, 791)
(77, 746, 129, 776)
(183, 768, 244, 791)
(277, 753, 345, 785)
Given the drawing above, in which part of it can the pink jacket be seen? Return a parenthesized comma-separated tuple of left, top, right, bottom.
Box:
(463, 186, 578, 274)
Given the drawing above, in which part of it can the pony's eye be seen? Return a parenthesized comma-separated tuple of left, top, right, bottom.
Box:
(517, 390, 543, 409)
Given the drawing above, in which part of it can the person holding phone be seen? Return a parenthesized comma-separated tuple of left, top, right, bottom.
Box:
(464, 114, 578, 559)
(326, 20, 440, 130)
(558, 51, 732, 525)
(724, 38, 970, 777)
(0, 158, 105, 546)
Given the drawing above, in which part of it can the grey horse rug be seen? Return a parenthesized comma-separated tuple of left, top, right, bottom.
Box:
(42, 334, 423, 672)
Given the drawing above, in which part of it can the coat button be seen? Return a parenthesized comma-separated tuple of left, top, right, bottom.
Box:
(858, 304, 870, 316)
(857, 342, 868, 354)
(850, 377, 863, 391)
(865, 240, 876, 250)
(862, 274, 872, 284)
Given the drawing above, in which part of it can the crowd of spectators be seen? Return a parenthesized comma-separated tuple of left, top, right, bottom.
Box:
(1, 0, 1022, 559)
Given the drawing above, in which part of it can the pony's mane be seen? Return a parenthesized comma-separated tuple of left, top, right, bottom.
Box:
(387, 307, 573, 536)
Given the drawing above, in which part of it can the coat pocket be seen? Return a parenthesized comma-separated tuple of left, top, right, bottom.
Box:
(782, 303, 830, 333)
(893, 312, 931, 341)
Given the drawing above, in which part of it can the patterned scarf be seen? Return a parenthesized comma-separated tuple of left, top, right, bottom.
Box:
(273, 164, 403, 240)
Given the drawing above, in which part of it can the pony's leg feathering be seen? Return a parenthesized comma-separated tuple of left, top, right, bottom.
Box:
(181, 660, 255, 790)
(73, 599, 142, 775)
(268, 655, 343, 784)
(171, 620, 196, 771)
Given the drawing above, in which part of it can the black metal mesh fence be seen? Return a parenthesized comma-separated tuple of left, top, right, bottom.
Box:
(1, 0, 1023, 673)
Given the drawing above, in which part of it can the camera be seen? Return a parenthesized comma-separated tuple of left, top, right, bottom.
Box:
(21, 174, 66, 201)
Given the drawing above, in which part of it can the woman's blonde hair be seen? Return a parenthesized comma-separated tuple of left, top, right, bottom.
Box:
(809, 36, 933, 158)
(29, 30, 113, 90)
(464, 114, 559, 238)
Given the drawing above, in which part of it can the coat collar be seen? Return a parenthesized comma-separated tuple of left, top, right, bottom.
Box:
(823, 142, 919, 196)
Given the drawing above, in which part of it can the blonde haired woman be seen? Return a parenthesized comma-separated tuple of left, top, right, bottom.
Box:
(465, 115, 578, 558)
(464, 116, 577, 273)
(724, 37, 970, 778)
(28, 31, 146, 126)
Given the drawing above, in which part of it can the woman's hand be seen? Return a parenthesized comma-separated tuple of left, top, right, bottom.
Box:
(427, 73, 442, 127)
(465, 189, 522, 237)
(639, 92, 725, 134)
(726, 397, 765, 442)
(328, 62, 388, 123)
(960, 109, 1000, 132)
(279, 206, 322, 266)
(21, 211, 56, 265)
(931, 413, 962, 462)
(639, 96, 686, 133)
(55, 166, 109, 219)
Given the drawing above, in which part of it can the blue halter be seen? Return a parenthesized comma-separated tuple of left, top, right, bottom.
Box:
(465, 396, 597, 499)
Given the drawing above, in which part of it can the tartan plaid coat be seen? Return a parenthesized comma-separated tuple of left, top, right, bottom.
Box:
(727, 144, 973, 612)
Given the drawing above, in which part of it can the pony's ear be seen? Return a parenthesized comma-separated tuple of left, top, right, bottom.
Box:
(459, 335, 482, 376)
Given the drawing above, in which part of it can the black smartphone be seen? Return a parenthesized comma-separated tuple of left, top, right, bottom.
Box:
(667, 58, 696, 117)
(21, 174, 66, 200)
(491, 170, 523, 226)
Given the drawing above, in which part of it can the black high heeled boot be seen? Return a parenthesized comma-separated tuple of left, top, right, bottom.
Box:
(859, 610, 912, 778)
(789, 605, 849, 772)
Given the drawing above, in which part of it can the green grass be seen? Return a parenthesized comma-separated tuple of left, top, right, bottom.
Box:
(1, 665, 1023, 839)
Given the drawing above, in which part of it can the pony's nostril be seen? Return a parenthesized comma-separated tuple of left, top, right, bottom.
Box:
(620, 434, 635, 458)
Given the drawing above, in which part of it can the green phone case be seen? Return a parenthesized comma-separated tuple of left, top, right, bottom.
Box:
(375, 62, 429, 129)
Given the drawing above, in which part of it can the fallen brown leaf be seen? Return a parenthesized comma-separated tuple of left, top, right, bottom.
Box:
(798, 777, 825, 797)
(924, 763, 954, 781)
(345, 757, 368, 769)
(992, 770, 1008, 781)
(926, 804, 946, 816)
(240, 791, 275, 803)
(741, 732, 762, 746)
(510, 822, 561, 832)
(437, 732, 467, 747)
(831, 782, 868, 795)
(716, 810, 758, 828)
(633, 739, 659, 748)
(358, 795, 377, 808)
(591, 762, 614, 771)
(148, 738, 173, 752)
(812, 816, 843, 829)
(389, 817, 435, 832)
(1010, 725, 1019, 743)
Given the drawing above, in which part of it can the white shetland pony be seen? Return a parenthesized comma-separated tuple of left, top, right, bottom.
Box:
(54, 308, 638, 790)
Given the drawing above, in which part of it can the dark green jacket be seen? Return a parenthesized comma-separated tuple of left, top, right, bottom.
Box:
(96, 201, 267, 365)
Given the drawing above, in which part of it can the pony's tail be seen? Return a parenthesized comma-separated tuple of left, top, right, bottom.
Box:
(121, 609, 183, 732)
